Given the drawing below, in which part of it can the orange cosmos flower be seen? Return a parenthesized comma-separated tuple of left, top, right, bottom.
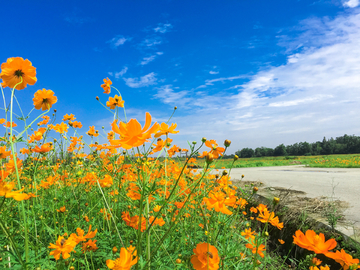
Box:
(245, 239, 266, 258)
(293, 230, 337, 254)
(154, 122, 179, 138)
(33, 89, 58, 111)
(106, 245, 138, 270)
(4, 121, 17, 128)
(101, 77, 112, 94)
(191, 242, 220, 270)
(70, 121, 82, 128)
(325, 249, 359, 270)
(0, 118, 5, 124)
(241, 228, 257, 240)
(81, 239, 98, 253)
(70, 225, 97, 244)
(48, 235, 77, 260)
(87, 126, 99, 137)
(63, 114, 76, 121)
(0, 182, 29, 201)
(0, 57, 37, 90)
(111, 112, 160, 149)
(33, 143, 53, 153)
(205, 140, 225, 159)
(0, 146, 11, 159)
(57, 206, 66, 213)
(38, 115, 50, 126)
(106, 95, 124, 109)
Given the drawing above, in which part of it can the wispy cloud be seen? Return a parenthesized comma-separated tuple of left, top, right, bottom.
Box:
(140, 52, 163, 65)
(153, 23, 173, 33)
(209, 71, 219, 75)
(154, 85, 192, 106)
(343, 0, 360, 7)
(165, 11, 360, 152)
(141, 37, 163, 47)
(196, 75, 248, 89)
(123, 72, 157, 88)
(115, 67, 128, 78)
(107, 35, 130, 49)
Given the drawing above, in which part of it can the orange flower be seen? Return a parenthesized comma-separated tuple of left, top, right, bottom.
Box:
(57, 206, 66, 213)
(81, 239, 98, 253)
(154, 122, 179, 138)
(0, 118, 5, 124)
(53, 122, 69, 134)
(0, 146, 11, 159)
(111, 112, 160, 149)
(33, 89, 58, 111)
(87, 126, 99, 137)
(205, 140, 225, 159)
(48, 235, 77, 260)
(70, 225, 97, 244)
(241, 228, 256, 240)
(38, 115, 50, 126)
(0, 182, 29, 201)
(278, 239, 285, 245)
(33, 143, 53, 153)
(70, 121, 82, 128)
(63, 114, 76, 121)
(245, 240, 266, 258)
(293, 230, 337, 254)
(0, 57, 37, 90)
(202, 191, 236, 215)
(325, 249, 359, 270)
(106, 95, 124, 109)
(101, 77, 112, 94)
(191, 242, 220, 270)
(4, 121, 17, 128)
(106, 245, 138, 270)
(309, 257, 322, 270)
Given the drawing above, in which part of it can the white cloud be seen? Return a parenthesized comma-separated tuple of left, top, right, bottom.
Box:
(140, 52, 163, 65)
(159, 11, 360, 153)
(115, 67, 128, 78)
(343, 0, 360, 8)
(153, 23, 173, 33)
(123, 72, 157, 88)
(141, 37, 162, 47)
(107, 35, 130, 48)
(209, 71, 219, 74)
(154, 85, 191, 106)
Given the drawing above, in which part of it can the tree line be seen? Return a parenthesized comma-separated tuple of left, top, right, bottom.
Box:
(234, 134, 360, 158)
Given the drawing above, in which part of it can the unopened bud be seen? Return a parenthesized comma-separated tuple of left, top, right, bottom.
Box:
(96, 96, 99, 101)
(273, 197, 280, 205)
(224, 139, 231, 147)
(201, 137, 207, 143)
(192, 141, 197, 144)
(112, 247, 118, 254)
(234, 155, 239, 161)
(253, 187, 258, 193)
(54, 109, 57, 113)
(222, 170, 228, 176)
(174, 106, 177, 110)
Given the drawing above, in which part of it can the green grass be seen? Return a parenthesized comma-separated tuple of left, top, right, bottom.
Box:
(184, 154, 360, 169)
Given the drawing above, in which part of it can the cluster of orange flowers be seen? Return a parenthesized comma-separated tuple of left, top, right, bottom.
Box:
(293, 229, 359, 270)
(48, 225, 98, 260)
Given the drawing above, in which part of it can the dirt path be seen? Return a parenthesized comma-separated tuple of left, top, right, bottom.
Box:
(199, 165, 360, 240)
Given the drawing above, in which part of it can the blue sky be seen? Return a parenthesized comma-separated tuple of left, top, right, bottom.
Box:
(2, 0, 360, 154)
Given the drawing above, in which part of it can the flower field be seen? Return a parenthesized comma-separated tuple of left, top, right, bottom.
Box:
(0, 57, 359, 269)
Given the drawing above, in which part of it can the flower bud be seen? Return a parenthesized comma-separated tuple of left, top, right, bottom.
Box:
(192, 141, 197, 144)
(174, 106, 177, 110)
(176, 259, 181, 263)
(241, 174, 245, 178)
(112, 247, 118, 254)
(96, 96, 99, 100)
(222, 170, 228, 176)
(234, 155, 239, 161)
(205, 153, 214, 164)
(54, 109, 57, 113)
(273, 197, 280, 205)
(224, 139, 231, 147)
(201, 137, 207, 143)
(253, 186, 258, 193)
